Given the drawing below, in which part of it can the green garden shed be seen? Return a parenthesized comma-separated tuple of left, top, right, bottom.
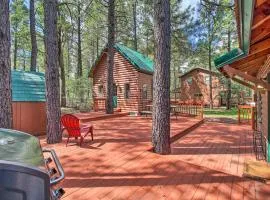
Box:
(12, 71, 46, 135)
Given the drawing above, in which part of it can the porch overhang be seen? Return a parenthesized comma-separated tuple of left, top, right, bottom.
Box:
(214, 0, 270, 90)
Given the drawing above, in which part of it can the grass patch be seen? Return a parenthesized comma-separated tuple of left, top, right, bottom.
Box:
(204, 107, 238, 119)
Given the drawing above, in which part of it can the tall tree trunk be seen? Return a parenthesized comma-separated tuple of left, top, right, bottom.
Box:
(152, 0, 171, 154)
(226, 29, 232, 110)
(77, 3, 83, 103)
(67, 39, 71, 79)
(77, 3, 82, 77)
(106, 0, 115, 114)
(96, 35, 99, 58)
(58, 26, 66, 107)
(173, 65, 177, 101)
(30, 0, 37, 72)
(0, 0, 13, 129)
(23, 49, 26, 70)
(132, 0, 138, 51)
(208, 43, 213, 109)
(13, 31, 18, 70)
(207, 12, 213, 109)
(91, 40, 95, 65)
(44, 0, 61, 144)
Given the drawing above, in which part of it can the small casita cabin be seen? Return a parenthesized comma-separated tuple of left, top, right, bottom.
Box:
(12, 71, 46, 135)
(89, 44, 154, 114)
(179, 68, 222, 107)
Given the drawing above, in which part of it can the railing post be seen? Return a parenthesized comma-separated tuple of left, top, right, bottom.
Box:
(200, 103, 203, 119)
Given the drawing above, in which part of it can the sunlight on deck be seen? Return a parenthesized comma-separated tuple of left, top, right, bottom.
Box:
(41, 117, 270, 200)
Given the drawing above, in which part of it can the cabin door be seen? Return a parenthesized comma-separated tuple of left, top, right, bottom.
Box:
(113, 84, 118, 108)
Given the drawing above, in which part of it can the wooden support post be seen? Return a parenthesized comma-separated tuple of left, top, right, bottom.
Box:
(251, 107, 255, 130)
(200, 104, 204, 120)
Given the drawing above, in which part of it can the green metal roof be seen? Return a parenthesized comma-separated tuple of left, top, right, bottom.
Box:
(89, 43, 154, 77)
(214, 48, 245, 68)
(214, 0, 255, 69)
(114, 43, 154, 74)
(12, 71, 46, 102)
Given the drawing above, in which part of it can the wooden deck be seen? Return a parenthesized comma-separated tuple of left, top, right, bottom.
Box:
(41, 117, 270, 200)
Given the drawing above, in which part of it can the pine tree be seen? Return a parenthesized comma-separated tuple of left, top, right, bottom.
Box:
(152, 0, 171, 154)
(30, 0, 37, 71)
(106, 0, 115, 114)
(44, 0, 61, 143)
(0, 0, 13, 129)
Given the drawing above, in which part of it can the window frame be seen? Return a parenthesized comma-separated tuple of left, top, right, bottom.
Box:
(124, 83, 130, 99)
(98, 85, 104, 96)
(142, 84, 148, 99)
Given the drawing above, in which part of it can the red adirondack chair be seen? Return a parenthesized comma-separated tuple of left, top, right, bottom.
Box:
(61, 114, 93, 146)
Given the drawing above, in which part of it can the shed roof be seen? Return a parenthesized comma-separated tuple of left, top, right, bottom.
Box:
(89, 43, 154, 77)
(12, 71, 46, 102)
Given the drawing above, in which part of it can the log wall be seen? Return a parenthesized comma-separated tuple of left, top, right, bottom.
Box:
(180, 71, 221, 107)
(92, 51, 153, 113)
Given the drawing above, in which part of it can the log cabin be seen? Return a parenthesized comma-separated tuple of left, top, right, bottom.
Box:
(214, 0, 270, 162)
(89, 43, 154, 114)
(12, 71, 46, 135)
(179, 68, 222, 107)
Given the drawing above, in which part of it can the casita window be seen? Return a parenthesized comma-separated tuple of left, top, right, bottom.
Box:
(194, 93, 203, 97)
(205, 75, 210, 85)
(98, 85, 103, 96)
(125, 84, 130, 99)
(187, 77, 192, 85)
(142, 84, 148, 99)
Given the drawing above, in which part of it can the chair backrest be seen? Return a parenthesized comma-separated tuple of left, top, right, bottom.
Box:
(61, 114, 81, 137)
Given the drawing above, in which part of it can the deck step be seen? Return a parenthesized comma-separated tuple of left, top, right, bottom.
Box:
(170, 119, 205, 143)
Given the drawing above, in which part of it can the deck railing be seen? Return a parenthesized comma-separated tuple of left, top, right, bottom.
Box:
(173, 101, 204, 119)
(238, 105, 256, 130)
(141, 100, 204, 119)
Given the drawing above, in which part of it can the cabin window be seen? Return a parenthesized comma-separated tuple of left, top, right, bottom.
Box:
(205, 75, 210, 85)
(142, 84, 148, 99)
(125, 84, 130, 99)
(194, 93, 203, 97)
(98, 85, 104, 96)
(113, 84, 117, 96)
(119, 86, 122, 94)
(187, 77, 192, 85)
